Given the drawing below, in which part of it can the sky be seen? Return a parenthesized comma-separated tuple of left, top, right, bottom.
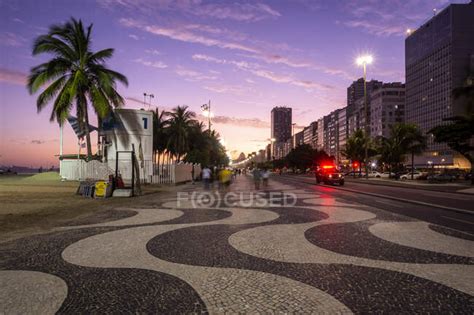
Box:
(0, 0, 464, 167)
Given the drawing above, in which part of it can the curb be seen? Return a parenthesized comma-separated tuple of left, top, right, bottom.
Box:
(344, 178, 474, 196)
(280, 175, 474, 216)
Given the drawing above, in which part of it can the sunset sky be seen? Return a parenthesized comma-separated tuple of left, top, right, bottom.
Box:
(0, 0, 463, 167)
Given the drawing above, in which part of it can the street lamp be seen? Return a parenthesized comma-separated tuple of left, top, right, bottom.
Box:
(143, 93, 154, 110)
(201, 100, 212, 134)
(356, 54, 373, 179)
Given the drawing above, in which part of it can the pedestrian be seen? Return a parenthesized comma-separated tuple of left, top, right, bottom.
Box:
(252, 167, 262, 190)
(262, 168, 270, 188)
(202, 166, 211, 189)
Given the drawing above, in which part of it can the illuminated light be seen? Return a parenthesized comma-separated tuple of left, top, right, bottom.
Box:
(356, 55, 373, 66)
(406, 28, 412, 35)
(322, 165, 335, 169)
(202, 110, 214, 118)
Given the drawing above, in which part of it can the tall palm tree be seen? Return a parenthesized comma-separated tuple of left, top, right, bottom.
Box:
(27, 18, 128, 159)
(343, 129, 375, 176)
(166, 105, 197, 161)
(402, 124, 427, 179)
(152, 108, 169, 172)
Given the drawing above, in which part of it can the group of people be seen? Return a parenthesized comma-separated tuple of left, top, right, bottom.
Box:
(252, 168, 270, 190)
(200, 166, 270, 190)
(201, 166, 242, 190)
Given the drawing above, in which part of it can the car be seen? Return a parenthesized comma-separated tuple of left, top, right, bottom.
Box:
(367, 171, 382, 178)
(379, 171, 396, 178)
(400, 171, 424, 180)
(316, 165, 344, 185)
(465, 173, 473, 181)
(427, 173, 456, 182)
(344, 171, 366, 177)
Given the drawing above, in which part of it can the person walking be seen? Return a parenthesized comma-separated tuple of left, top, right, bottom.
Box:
(252, 167, 262, 190)
(262, 168, 270, 188)
(202, 166, 211, 190)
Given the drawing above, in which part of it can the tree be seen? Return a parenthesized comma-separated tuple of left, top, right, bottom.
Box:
(166, 105, 197, 161)
(286, 144, 314, 172)
(403, 124, 427, 179)
(152, 109, 169, 172)
(375, 123, 426, 178)
(27, 18, 128, 159)
(343, 129, 376, 176)
(430, 69, 474, 184)
(430, 115, 474, 184)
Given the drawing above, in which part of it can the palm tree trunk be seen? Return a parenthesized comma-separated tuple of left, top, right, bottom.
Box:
(411, 151, 414, 180)
(83, 105, 93, 160)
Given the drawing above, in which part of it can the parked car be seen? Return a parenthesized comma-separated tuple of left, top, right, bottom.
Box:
(379, 171, 396, 178)
(400, 171, 424, 180)
(344, 171, 366, 177)
(367, 171, 382, 178)
(465, 173, 473, 181)
(427, 173, 456, 182)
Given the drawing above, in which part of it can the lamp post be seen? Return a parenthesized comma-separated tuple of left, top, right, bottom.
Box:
(201, 100, 212, 134)
(356, 55, 373, 179)
(143, 93, 154, 110)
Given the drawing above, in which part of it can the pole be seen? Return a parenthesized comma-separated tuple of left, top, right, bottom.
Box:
(59, 122, 63, 157)
(363, 63, 369, 179)
(208, 100, 211, 134)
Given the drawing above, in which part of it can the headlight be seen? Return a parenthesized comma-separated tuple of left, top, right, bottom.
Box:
(328, 174, 332, 178)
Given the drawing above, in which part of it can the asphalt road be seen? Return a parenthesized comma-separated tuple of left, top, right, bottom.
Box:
(276, 174, 474, 235)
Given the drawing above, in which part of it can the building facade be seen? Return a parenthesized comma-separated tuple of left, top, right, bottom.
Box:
(316, 117, 325, 151)
(271, 106, 292, 159)
(370, 83, 405, 138)
(324, 110, 339, 159)
(337, 107, 347, 164)
(405, 2, 474, 168)
(303, 121, 318, 148)
(294, 130, 304, 146)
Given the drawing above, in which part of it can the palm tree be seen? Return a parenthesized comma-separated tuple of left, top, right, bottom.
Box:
(377, 136, 399, 177)
(166, 105, 197, 161)
(343, 129, 375, 176)
(152, 109, 169, 172)
(376, 123, 426, 179)
(402, 124, 427, 179)
(27, 18, 128, 159)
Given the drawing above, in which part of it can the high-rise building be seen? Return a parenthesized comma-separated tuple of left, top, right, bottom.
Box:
(405, 2, 474, 169)
(324, 110, 339, 159)
(347, 78, 383, 113)
(294, 130, 304, 146)
(271, 106, 292, 159)
(346, 78, 383, 138)
(303, 121, 318, 148)
(337, 107, 347, 164)
(316, 117, 325, 151)
(370, 83, 405, 138)
(271, 107, 292, 142)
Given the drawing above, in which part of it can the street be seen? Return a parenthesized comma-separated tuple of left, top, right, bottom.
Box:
(279, 174, 474, 233)
(1, 175, 473, 314)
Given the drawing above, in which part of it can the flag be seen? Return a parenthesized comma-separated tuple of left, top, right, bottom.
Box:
(67, 116, 98, 139)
